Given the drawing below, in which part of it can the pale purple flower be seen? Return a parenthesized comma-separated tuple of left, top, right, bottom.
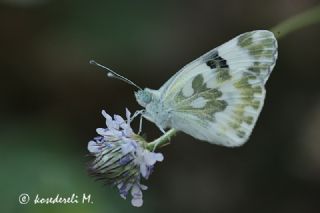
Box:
(87, 109, 163, 207)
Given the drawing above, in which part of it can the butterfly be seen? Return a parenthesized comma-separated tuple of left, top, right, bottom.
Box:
(92, 30, 278, 147)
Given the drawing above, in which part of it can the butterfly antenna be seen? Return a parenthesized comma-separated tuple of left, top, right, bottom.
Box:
(89, 60, 142, 90)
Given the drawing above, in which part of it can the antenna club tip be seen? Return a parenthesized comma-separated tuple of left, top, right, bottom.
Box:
(89, 60, 96, 65)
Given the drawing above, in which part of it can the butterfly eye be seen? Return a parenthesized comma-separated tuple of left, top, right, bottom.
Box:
(135, 90, 152, 107)
(142, 92, 152, 104)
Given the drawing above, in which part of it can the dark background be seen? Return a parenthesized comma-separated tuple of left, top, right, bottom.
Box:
(1, 0, 320, 212)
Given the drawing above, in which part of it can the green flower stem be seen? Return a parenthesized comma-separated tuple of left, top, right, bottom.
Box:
(147, 129, 178, 150)
(271, 4, 320, 39)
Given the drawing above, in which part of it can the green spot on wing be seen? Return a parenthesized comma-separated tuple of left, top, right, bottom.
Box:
(244, 116, 254, 125)
(176, 74, 228, 123)
(238, 32, 255, 48)
(234, 73, 263, 109)
(192, 74, 206, 93)
(211, 88, 223, 98)
(237, 31, 276, 59)
(237, 130, 246, 138)
(248, 62, 268, 75)
(227, 72, 265, 134)
(216, 68, 232, 83)
(229, 122, 241, 129)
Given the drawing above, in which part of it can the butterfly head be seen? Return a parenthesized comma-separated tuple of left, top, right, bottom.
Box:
(135, 89, 153, 107)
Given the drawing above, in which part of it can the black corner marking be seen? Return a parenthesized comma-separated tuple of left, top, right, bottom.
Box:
(219, 59, 228, 68)
(205, 50, 229, 69)
(206, 60, 217, 69)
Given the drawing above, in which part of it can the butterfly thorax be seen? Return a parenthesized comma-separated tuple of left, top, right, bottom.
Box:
(135, 88, 171, 130)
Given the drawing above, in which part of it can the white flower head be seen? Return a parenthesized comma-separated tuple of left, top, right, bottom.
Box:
(88, 109, 164, 207)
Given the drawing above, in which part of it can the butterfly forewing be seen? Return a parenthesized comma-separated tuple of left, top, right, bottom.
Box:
(161, 30, 277, 146)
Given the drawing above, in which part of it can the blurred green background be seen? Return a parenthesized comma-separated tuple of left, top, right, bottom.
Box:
(1, 0, 320, 212)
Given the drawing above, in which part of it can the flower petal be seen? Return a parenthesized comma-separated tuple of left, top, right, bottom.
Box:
(118, 182, 133, 199)
(88, 141, 100, 153)
(96, 128, 108, 135)
(154, 153, 164, 162)
(121, 143, 135, 155)
(131, 184, 143, 207)
(131, 197, 143, 207)
(140, 184, 148, 190)
(131, 184, 142, 196)
(144, 151, 164, 166)
(122, 138, 137, 148)
(140, 163, 148, 178)
(102, 110, 113, 124)
(101, 110, 112, 120)
(102, 110, 119, 130)
(114, 114, 125, 125)
(123, 125, 133, 136)
(125, 108, 131, 124)
(110, 129, 122, 137)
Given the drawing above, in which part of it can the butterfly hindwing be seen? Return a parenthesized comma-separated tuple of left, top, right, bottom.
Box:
(160, 30, 277, 146)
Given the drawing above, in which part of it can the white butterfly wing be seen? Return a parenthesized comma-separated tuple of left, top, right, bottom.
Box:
(160, 30, 278, 147)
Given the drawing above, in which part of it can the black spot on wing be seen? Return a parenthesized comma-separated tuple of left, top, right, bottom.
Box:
(206, 60, 217, 69)
(205, 50, 229, 69)
(218, 58, 228, 68)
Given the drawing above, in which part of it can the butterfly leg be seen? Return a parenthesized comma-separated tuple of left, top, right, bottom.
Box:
(138, 113, 144, 134)
(131, 110, 143, 121)
(157, 125, 166, 134)
(129, 110, 145, 134)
